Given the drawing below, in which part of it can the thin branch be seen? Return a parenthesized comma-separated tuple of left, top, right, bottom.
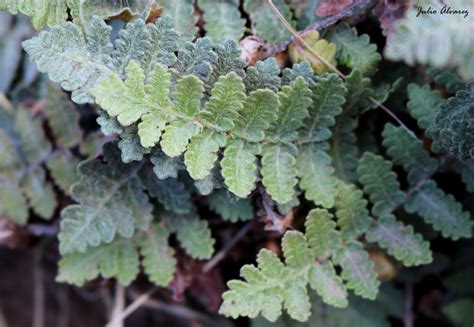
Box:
(32, 248, 45, 327)
(264, 0, 371, 57)
(266, 0, 418, 140)
(108, 284, 126, 327)
(128, 289, 233, 327)
(404, 282, 414, 327)
(202, 220, 254, 273)
(105, 287, 158, 327)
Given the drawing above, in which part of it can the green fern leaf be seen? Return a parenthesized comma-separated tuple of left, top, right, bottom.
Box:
(150, 149, 183, 180)
(205, 190, 253, 222)
(366, 215, 432, 266)
(172, 37, 217, 82)
(22, 19, 111, 104)
(334, 181, 372, 239)
(137, 224, 176, 286)
(159, 0, 197, 45)
(406, 83, 444, 133)
(118, 130, 151, 163)
(210, 40, 246, 87)
(185, 130, 226, 179)
(300, 73, 346, 143)
(333, 241, 380, 300)
(141, 173, 193, 214)
(267, 77, 312, 143)
(159, 75, 203, 155)
(220, 249, 288, 321)
(331, 116, 359, 183)
(308, 262, 348, 308)
(382, 123, 438, 184)
(220, 245, 311, 322)
(327, 23, 381, 75)
(0, 174, 28, 224)
(93, 60, 159, 126)
(143, 14, 179, 70)
(357, 152, 406, 217)
(305, 209, 342, 258)
(282, 61, 317, 87)
(0, 0, 68, 29)
(14, 107, 51, 164)
(221, 140, 260, 197)
(44, 83, 82, 148)
(46, 150, 80, 195)
(0, 129, 20, 170)
(112, 19, 151, 75)
(427, 68, 465, 94)
(199, 72, 246, 130)
(404, 180, 472, 240)
(232, 89, 280, 142)
(57, 236, 139, 286)
(282, 231, 313, 270)
(58, 144, 152, 254)
(297, 143, 338, 208)
(244, 0, 294, 44)
(261, 143, 298, 204)
(244, 58, 281, 93)
(460, 165, 474, 193)
(166, 213, 215, 259)
(200, 0, 245, 43)
(21, 166, 57, 219)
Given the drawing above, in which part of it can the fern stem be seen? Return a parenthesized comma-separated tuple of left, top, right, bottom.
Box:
(264, 0, 371, 57)
(202, 220, 254, 273)
(106, 287, 158, 327)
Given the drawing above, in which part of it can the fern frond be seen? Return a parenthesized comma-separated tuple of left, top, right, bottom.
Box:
(305, 209, 342, 258)
(58, 218, 176, 288)
(243, 0, 294, 44)
(404, 180, 472, 240)
(46, 150, 79, 195)
(220, 233, 313, 322)
(14, 107, 51, 164)
(166, 213, 215, 260)
(58, 143, 152, 254)
(300, 74, 346, 143)
(382, 123, 438, 184)
(21, 166, 57, 220)
(57, 235, 140, 286)
(244, 58, 282, 93)
(366, 215, 432, 266)
(205, 190, 254, 222)
(357, 152, 406, 217)
(333, 241, 380, 300)
(200, 0, 245, 43)
(159, 0, 197, 45)
(0, 174, 28, 224)
(308, 262, 348, 308)
(44, 84, 82, 148)
(406, 83, 444, 133)
(297, 143, 338, 208)
(137, 224, 176, 285)
(334, 181, 372, 239)
(327, 23, 381, 75)
(141, 172, 193, 214)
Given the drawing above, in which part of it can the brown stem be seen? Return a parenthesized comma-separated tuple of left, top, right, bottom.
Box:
(263, 0, 372, 57)
(202, 220, 254, 273)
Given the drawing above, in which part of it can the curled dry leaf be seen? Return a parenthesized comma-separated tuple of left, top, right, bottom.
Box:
(240, 35, 269, 66)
